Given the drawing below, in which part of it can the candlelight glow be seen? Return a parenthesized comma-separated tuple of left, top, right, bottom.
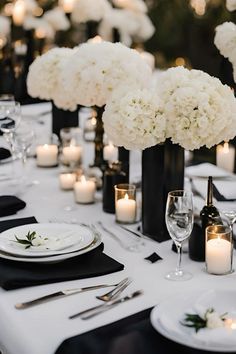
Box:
(81, 175, 86, 184)
(190, 0, 207, 16)
(12, 0, 26, 26)
(88, 35, 103, 43)
(124, 193, 129, 200)
(222, 142, 230, 153)
(59, 0, 75, 13)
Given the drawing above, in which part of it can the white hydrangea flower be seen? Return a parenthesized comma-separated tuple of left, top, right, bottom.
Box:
(0, 15, 10, 37)
(112, 0, 147, 13)
(71, 0, 111, 24)
(23, 17, 55, 38)
(60, 41, 152, 107)
(103, 88, 167, 150)
(43, 7, 70, 31)
(156, 66, 236, 150)
(27, 47, 78, 111)
(214, 22, 236, 62)
(226, 0, 236, 11)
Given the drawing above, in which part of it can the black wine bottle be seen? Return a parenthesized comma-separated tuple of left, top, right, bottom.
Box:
(189, 176, 222, 261)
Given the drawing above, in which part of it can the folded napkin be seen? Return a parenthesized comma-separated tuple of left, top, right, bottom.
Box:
(0, 196, 26, 217)
(0, 147, 11, 161)
(191, 179, 236, 202)
(56, 308, 196, 354)
(186, 163, 233, 179)
(0, 217, 124, 290)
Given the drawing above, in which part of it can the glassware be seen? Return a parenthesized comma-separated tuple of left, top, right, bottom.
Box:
(205, 224, 233, 275)
(165, 190, 194, 281)
(220, 210, 236, 232)
(114, 184, 136, 224)
(60, 127, 83, 170)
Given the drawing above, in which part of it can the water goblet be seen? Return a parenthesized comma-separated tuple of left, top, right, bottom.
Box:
(0, 100, 21, 154)
(220, 210, 236, 234)
(165, 190, 194, 281)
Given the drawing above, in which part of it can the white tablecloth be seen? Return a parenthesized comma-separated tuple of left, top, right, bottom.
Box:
(0, 104, 236, 354)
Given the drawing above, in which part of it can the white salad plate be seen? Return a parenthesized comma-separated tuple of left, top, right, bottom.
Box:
(150, 289, 236, 352)
(0, 223, 95, 257)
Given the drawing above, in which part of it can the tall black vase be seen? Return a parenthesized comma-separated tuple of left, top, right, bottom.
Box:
(142, 140, 184, 242)
(52, 103, 79, 138)
(118, 147, 130, 182)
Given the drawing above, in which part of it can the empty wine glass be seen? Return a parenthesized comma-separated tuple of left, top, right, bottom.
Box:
(220, 210, 236, 233)
(165, 190, 194, 281)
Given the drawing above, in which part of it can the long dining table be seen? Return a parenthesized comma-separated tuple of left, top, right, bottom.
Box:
(0, 103, 236, 354)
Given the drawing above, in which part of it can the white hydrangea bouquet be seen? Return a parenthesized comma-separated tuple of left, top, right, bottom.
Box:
(103, 66, 236, 151)
(27, 47, 78, 111)
(59, 41, 152, 108)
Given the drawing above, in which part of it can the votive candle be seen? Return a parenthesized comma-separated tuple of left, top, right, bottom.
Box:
(74, 175, 96, 204)
(216, 142, 235, 173)
(59, 172, 76, 190)
(36, 144, 58, 167)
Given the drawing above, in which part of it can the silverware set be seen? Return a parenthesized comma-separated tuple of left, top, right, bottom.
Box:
(15, 277, 143, 319)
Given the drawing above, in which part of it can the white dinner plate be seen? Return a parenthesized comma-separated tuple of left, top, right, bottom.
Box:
(0, 223, 95, 257)
(150, 289, 236, 352)
(0, 232, 102, 263)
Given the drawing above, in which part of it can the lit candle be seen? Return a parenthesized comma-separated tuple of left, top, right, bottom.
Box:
(140, 51, 155, 71)
(87, 35, 103, 43)
(74, 175, 96, 204)
(36, 144, 58, 167)
(216, 142, 235, 173)
(35, 27, 46, 39)
(206, 236, 232, 275)
(59, 172, 76, 190)
(12, 0, 26, 26)
(62, 139, 82, 165)
(59, 0, 75, 13)
(103, 142, 118, 162)
(116, 193, 136, 223)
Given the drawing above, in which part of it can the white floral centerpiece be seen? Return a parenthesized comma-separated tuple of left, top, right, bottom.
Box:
(59, 41, 152, 107)
(155, 66, 236, 150)
(214, 22, 236, 82)
(43, 7, 70, 31)
(27, 47, 78, 111)
(103, 88, 166, 150)
(226, 0, 236, 11)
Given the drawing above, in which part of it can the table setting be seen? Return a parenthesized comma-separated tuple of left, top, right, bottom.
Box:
(0, 14, 236, 354)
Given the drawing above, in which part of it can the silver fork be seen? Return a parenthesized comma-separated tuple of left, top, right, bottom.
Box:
(96, 277, 132, 301)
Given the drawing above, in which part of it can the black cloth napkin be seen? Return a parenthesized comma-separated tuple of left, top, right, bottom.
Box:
(0, 196, 26, 217)
(0, 147, 11, 160)
(0, 217, 124, 290)
(55, 308, 236, 354)
(213, 183, 236, 202)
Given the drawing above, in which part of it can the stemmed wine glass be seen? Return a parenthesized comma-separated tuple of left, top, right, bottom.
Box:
(165, 190, 194, 281)
(220, 210, 236, 234)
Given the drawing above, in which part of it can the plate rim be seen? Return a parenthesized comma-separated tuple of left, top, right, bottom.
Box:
(0, 223, 95, 257)
(150, 289, 236, 353)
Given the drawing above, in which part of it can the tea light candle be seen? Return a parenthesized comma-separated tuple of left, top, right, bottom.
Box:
(206, 237, 232, 275)
(74, 175, 96, 204)
(103, 142, 118, 162)
(59, 172, 76, 190)
(36, 144, 58, 167)
(62, 142, 82, 164)
(116, 193, 136, 223)
(216, 142, 235, 173)
(12, 0, 26, 26)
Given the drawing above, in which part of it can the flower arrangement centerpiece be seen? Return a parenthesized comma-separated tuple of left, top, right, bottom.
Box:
(103, 66, 236, 241)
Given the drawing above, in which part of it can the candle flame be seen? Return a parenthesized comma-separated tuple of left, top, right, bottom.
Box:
(223, 142, 229, 153)
(91, 117, 97, 126)
(70, 138, 76, 147)
(44, 144, 49, 149)
(81, 175, 86, 184)
(124, 193, 129, 200)
(88, 35, 103, 44)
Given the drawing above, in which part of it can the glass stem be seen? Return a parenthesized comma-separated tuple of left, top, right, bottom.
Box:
(176, 242, 182, 274)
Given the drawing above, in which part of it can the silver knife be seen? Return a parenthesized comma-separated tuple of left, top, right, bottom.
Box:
(15, 284, 119, 309)
(69, 290, 143, 320)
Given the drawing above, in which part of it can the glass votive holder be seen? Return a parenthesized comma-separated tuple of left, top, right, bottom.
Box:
(36, 144, 58, 167)
(74, 175, 96, 204)
(59, 171, 77, 190)
(62, 142, 83, 167)
(205, 224, 233, 275)
(114, 184, 136, 224)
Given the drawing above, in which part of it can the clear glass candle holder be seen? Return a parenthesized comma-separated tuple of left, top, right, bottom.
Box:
(205, 225, 233, 275)
(114, 184, 136, 224)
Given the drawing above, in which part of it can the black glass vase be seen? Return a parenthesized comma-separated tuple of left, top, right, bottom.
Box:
(52, 103, 79, 138)
(142, 140, 184, 242)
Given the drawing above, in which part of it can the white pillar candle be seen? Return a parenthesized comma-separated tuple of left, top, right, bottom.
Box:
(62, 145, 82, 164)
(36, 144, 58, 167)
(216, 142, 235, 173)
(59, 172, 76, 190)
(12, 0, 26, 26)
(74, 175, 96, 204)
(103, 142, 118, 162)
(206, 237, 232, 274)
(116, 193, 136, 223)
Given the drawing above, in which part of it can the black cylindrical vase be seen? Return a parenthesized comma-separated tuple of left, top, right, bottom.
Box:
(142, 141, 184, 242)
(118, 147, 130, 182)
(52, 103, 79, 138)
(93, 106, 105, 168)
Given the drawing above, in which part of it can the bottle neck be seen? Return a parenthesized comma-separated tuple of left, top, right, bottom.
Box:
(206, 176, 213, 206)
